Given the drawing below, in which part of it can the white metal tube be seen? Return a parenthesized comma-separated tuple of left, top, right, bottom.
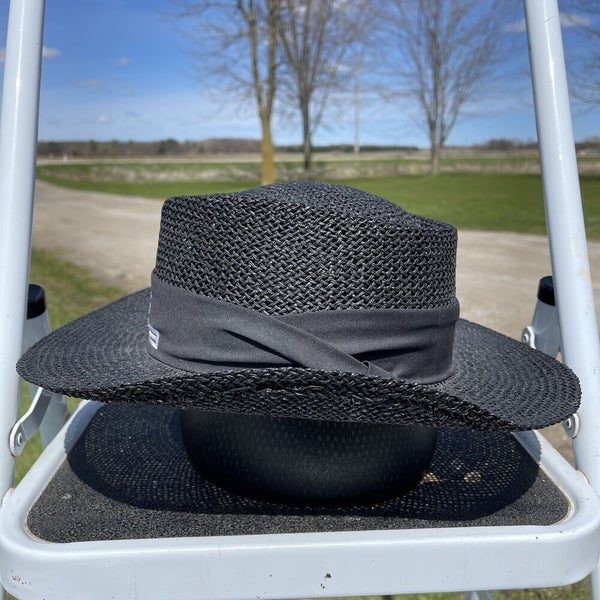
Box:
(524, 0, 600, 483)
(0, 0, 45, 495)
(525, 4, 600, 595)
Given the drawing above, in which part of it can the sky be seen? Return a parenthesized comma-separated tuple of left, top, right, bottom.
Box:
(0, 0, 598, 148)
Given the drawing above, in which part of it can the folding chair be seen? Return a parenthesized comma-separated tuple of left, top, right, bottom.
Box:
(0, 0, 599, 598)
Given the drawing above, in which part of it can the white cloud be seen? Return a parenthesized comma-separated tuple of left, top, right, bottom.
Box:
(503, 19, 526, 34)
(42, 47, 61, 59)
(77, 79, 102, 88)
(116, 57, 132, 65)
(560, 13, 590, 28)
(504, 12, 590, 34)
(96, 115, 111, 124)
(0, 46, 61, 63)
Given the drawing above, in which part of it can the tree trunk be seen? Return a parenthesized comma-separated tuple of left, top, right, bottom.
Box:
(430, 142, 441, 176)
(301, 103, 312, 174)
(260, 117, 276, 185)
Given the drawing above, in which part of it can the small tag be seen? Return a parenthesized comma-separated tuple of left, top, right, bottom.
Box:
(148, 322, 159, 350)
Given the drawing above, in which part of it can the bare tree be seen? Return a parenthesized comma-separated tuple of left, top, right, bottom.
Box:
(383, 0, 509, 175)
(175, 0, 279, 184)
(278, 0, 371, 173)
(563, 1, 600, 106)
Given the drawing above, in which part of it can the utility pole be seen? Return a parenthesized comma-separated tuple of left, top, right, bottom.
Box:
(353, 56, 361, 155)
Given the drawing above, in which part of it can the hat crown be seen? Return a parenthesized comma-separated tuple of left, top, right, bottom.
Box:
(153, 181, 457, 315)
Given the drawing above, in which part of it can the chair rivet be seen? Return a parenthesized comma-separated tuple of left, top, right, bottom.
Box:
(562, 414, 580, 438)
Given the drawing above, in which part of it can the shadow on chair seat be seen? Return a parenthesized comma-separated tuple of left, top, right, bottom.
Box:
(26, 403, 567, 544)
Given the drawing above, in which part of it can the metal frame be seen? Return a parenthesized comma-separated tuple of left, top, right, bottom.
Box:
(0, 0, 45, 497)
(524, 0, 600, 485)
(1, 0, 599, 598)
(526, 2, 600, 594)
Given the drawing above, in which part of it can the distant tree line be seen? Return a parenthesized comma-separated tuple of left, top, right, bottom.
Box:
(475, 139, 538, 151)
(476, 138, 600, 152)
(36, 139, 422, 158)
(39, 137, 600, 158)
(37, 138, 262, 158)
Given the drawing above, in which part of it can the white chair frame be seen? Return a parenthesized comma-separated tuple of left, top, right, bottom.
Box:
(0, 0, 599, 598)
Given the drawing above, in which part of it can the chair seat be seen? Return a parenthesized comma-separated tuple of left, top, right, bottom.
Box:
(1, 401, 599, 600)
(30, 403, 568, 542)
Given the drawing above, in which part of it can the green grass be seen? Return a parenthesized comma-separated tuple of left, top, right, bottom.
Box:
(343, 174, 553, 232)
(343, 174, 600, 237)
(37, 161, 600, 238)
(336, 587, 592, 600)
(336, 588, 592, 600)
(35, 157, 417, 188)
(28, 247, 124, 329)
(36, 177, 258, 198)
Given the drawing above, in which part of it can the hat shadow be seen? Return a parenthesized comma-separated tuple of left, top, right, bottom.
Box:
(61, 404, 557, 528)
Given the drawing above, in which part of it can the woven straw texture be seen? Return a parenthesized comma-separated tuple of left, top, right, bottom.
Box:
(154, 181, 456, 313)
(17, 181, 581, 431)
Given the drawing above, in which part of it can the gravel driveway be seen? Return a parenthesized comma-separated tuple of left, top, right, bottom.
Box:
(32, 179, 600, 461)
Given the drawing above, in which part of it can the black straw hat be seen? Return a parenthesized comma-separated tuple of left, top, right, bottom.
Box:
(18, 181, 580, 432)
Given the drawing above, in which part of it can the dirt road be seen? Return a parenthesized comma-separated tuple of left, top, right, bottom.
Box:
(32, 179, 600, 461)
(33, 180, 161, 291)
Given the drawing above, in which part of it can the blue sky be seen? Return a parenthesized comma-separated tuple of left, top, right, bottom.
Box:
(0, 0, 598, 147)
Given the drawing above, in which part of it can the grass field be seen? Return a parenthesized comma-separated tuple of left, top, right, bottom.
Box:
(338, 174, 600, 236)
(36, 158, 600, 238)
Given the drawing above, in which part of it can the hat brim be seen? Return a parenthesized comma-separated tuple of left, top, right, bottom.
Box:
(17, 289, 580, 431)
